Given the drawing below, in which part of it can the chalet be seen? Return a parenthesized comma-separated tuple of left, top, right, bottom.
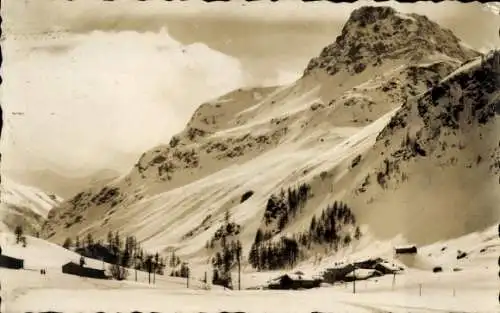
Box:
(353, 258, 383, 269)
(0, 254, 24, 269)
(62, 262, 108, 279)
(374, 261, 403, 274)
(322, 258, 403, 283)
(344, 268, 383, 282)
(394, 245, 418, 255)
(322, 263, 355, 283)
(267, 272, 322, 290)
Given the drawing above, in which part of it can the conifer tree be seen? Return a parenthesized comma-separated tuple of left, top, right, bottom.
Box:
(14, 226, 23, 244)
(63, 237, 72, 249)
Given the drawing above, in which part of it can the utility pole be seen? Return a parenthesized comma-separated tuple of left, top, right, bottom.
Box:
(153, 261, 156, 284)
(236, 241, 242, 291)
(392, 273, 396, 291)
(352, 267, 356, 294)
(134, 256, 138, 282)
(147, 257, 152, 284)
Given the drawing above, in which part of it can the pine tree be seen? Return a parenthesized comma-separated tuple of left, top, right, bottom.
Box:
(309, 216, 317, 234)
(170, 251, 177, 268)
(86, 233, 94, 248)
(249, 243, 260, 270)
(107, 231, 114, 249)
(235, 239, 242, 290)
(278, 212, 288, 231)
(114, 231, 121, 252)
(14, 226, 23, 244)
(122, 249, 130, 268)
(354, 226, 362, 240)
(63, 237, 72, 249)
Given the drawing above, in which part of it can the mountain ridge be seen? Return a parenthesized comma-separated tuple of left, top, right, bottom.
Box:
(41, 6, 496, 270)
(0, 177, 63, 234)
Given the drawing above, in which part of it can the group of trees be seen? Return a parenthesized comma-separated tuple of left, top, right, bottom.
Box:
(306, 201, 360, 247)
(263, 183, 311, 231)
(205, 221, 241, 250)
(14, 225, 27, 247)
(248, 201, 362, 271)
(168, 251, 191, 278)
(248, 235, 299, 270)
(170, 261, 190, 278)
(210, 210, 242, 289)
(62, 231, 166, 280)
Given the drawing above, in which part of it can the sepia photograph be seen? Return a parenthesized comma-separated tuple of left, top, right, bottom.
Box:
(0, 0, 499, 312)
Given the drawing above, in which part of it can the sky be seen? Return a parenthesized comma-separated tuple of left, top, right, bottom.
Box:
(1, 0, 499, 177)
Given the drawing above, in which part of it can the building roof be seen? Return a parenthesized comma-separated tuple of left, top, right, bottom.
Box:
(345, 269, 379, 279)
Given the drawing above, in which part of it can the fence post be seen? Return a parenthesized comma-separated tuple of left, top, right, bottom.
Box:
(392, 273, 396, 291)
(419, 284, 422, 296)
(453, 288, 456, 297)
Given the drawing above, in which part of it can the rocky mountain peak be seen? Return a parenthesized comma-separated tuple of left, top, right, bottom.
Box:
(304, 6, 480, 76)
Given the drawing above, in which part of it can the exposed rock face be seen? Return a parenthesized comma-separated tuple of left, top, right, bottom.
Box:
(304, 6, 480, 76)
(342, 52, 500, 244)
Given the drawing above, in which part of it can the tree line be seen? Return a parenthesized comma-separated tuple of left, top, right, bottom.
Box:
(248, 201, 361, 271)
(248, 234, 299, 270)
(62, 231, 166, 278)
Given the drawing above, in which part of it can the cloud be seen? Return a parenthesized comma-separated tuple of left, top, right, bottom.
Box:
(483, 3, 500, 15)
(1, 29, 245, 174)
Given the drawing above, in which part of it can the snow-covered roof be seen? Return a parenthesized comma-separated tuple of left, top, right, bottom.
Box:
(378, 261, 403, 271)
(325, 263, 353, 270)
(269, 272, 317, 283)
(394, 245, 417, 249)
(345, 269, 379, 279)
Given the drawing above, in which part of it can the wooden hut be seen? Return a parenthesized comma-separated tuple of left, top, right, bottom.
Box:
(0, 254, 24, 269)
(395, 245, 418, 255)
(322, 263, 355, 283)
(268, 272, 322, 290)
(62, 262, 108, 279)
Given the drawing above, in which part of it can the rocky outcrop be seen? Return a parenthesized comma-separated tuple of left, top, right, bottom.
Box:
(304, 6, 479, 76)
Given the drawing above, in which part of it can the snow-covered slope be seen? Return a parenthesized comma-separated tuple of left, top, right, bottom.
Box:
(3, 226, 499, 313)
(42, 6, 495, 272)
(335, 50, 500, 245)
(0, 177, 62, 233)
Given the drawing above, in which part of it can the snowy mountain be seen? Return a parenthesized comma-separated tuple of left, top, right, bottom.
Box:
(0, 177, 63, 234)
(335, 51, 500, 245)
(5, 168, 120, 199)
(42, 6, 496, 269)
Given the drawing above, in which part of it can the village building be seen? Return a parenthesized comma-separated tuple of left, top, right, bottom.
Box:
(0, 254, 24, 270)
(394, 245, 418, 255)
(322, 263, 355, 284)
(267, 271, 322, 290)
(322, 258, 403, 283)
(62, 262, 108, 279)
(344, 268, 383, 282)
